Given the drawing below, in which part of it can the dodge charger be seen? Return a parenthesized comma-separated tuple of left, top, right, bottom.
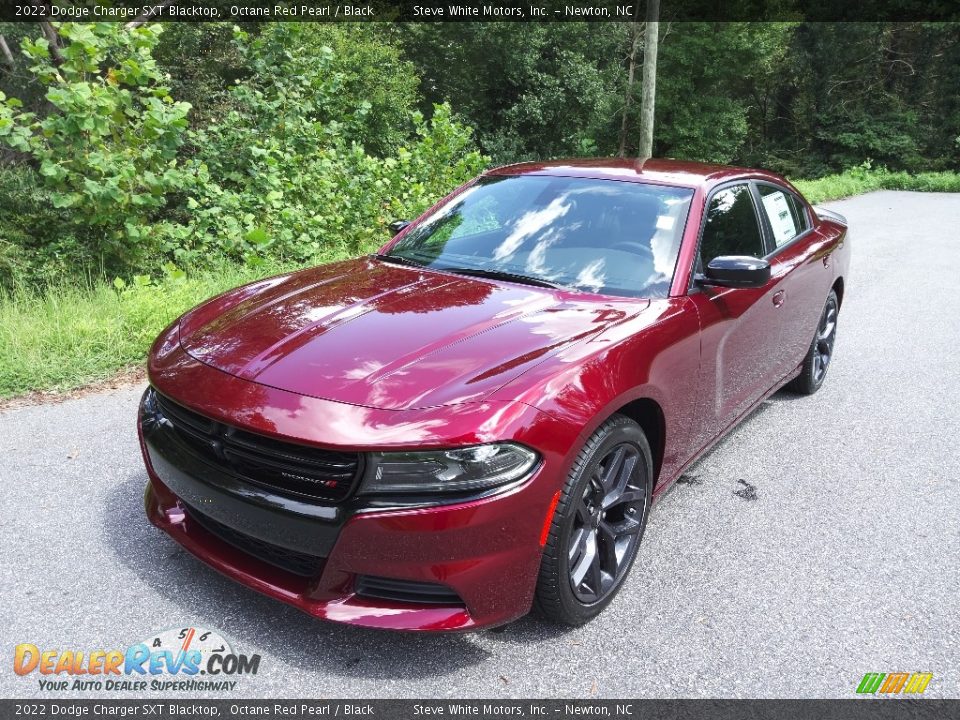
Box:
(138, 159, 850, 631)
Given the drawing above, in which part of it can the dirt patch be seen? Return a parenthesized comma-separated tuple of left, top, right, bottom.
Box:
(0, 366, 146, 413)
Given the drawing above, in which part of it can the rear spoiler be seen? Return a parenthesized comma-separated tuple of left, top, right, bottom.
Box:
(813, 206, 848, 227)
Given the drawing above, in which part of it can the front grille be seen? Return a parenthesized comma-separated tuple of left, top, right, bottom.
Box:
(184, 505, 325, 578)
(152, 390, 361, 503)
(355, 575, 463, 606)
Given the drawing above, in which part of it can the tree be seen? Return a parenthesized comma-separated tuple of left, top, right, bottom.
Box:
(0, 23, 191, 267)
(399, 23, 626, 162)
(617, 11, 642, 157)
(653, 22, 793, 164)
(0, 35, 13, 67)
(637, 0, 659, 160)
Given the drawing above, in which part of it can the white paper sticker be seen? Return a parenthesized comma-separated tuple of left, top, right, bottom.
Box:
(761, 191, 797, 245)
(655, 215, 675, 231)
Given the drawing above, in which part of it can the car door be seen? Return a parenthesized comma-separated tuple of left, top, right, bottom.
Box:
(686, 182, 784, 433)
(753, 182, 838, 377)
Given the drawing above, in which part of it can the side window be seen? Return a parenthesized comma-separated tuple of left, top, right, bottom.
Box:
(787, 193, 809, 233)
(699, 184, 765, 266)
(758, 184, 807, 248)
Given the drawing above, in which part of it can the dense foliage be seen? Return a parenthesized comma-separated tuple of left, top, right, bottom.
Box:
(0, 20, 957, 291)
(165, 24, 483, 268)
(0, 23, 191, 278)
(399, 21, 959, 174)
(0, 21, 485, 287)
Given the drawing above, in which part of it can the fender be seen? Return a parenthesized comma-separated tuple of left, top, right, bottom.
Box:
(492, 296, 704, 488)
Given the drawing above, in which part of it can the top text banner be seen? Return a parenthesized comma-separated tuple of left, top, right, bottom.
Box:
(3, 0, 957, 22)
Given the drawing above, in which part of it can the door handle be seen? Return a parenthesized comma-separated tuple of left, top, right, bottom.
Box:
(772, 290, 785, 307)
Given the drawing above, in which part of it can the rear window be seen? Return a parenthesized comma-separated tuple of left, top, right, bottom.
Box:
(758, 184, 808, 248)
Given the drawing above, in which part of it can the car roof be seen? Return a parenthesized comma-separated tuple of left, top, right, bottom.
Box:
(485, 158, 789, 191)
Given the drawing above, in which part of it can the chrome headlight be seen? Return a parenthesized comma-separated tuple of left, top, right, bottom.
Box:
(360, 443, 539, 495)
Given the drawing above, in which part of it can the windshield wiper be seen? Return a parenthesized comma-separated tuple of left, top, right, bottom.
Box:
(371, 253, 424, 268)
(438, 266, 568, 290)
(374, 255, 569, 290)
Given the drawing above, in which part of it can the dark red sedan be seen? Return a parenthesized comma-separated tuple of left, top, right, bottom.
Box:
(139, 159, 849, 631)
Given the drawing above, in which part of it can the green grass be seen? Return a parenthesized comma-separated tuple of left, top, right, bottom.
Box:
(0, 262, 294, 399)
(1, 167, 958, 400)
(793, 168, 960, 204)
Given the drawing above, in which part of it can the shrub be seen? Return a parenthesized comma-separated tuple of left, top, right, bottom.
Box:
(168, 25, 486, 268)
(793, 163, 960, 204)
(0, 23, 191, 271)
(0, 22, 486, 281)
(0, 165, 91, 289)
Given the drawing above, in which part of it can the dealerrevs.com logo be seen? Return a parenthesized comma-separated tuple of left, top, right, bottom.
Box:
(14, 627, 260, 693)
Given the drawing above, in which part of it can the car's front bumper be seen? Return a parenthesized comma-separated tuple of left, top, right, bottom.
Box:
(137, 341, 578, 630)
(142, 467, 543, 631)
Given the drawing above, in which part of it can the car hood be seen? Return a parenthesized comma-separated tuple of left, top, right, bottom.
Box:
(179, 257, 648, 410)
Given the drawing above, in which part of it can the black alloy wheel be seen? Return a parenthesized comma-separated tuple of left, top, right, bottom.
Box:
(813, 293, 838, 383)
(535, 414, 653, 625)
(568, 443, 646, 603)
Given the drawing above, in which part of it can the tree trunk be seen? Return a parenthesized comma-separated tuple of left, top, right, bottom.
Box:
(0, 35, 14, 68)
(637, 0, 659, 162)
(617, 17, 642, 157)
(40, 21, 65, 66)
(125, 0, 178, 30)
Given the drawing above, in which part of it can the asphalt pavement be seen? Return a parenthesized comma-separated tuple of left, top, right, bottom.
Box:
(2, 191, 958, 699)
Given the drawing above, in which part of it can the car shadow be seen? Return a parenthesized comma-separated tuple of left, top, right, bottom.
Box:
(478, 615, 577, 644)
(765, 387, 811, 404)
(105, 472, 492, 679)
(657, 388, 808, 498)
(681, 397, 776, 472)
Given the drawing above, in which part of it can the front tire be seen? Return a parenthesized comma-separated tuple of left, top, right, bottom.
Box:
(534, 415, 653, 626)
(788, 288, 839, 395)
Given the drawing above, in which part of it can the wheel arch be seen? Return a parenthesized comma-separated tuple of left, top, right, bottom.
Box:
(610, 397, 666, 485)
(832, 276, 845, 308)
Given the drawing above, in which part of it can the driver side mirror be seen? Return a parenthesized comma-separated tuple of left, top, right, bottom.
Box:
(697, 255, 771, 289)
(388, 220, 411, 237)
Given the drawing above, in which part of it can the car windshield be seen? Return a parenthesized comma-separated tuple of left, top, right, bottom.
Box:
(384, 175, 694, 298)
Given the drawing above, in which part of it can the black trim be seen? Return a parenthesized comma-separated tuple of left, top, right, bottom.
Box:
(687, 180, 768, 294)
(140, 389, 538, 572)
(184, 504, 326, 578)
(747, 182, 777, 256)
(752, 181, 816, 260)
(355, 576, 464, 606)
(143, 417, 344, 555)
(151, 390, 363, 504)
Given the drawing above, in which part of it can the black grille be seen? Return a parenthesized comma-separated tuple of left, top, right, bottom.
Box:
(184, 505, 324, 577)
(152, 390, 360, 503)
(355, 575, 463, 606)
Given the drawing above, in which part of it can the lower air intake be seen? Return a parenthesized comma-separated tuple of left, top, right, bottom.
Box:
(354, 575, 463, 606)
(184, 505, 325, 578)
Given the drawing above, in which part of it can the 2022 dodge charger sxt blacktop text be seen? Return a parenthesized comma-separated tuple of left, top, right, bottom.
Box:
(139, 159, 849, 631)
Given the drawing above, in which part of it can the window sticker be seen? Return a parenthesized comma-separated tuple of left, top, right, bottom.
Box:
(655, 215, 675, 231)
(762, 191, 797, 245)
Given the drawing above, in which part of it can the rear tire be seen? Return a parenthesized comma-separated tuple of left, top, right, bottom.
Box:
(534, 415, 653, 626)
(788, 289, 839, 395)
